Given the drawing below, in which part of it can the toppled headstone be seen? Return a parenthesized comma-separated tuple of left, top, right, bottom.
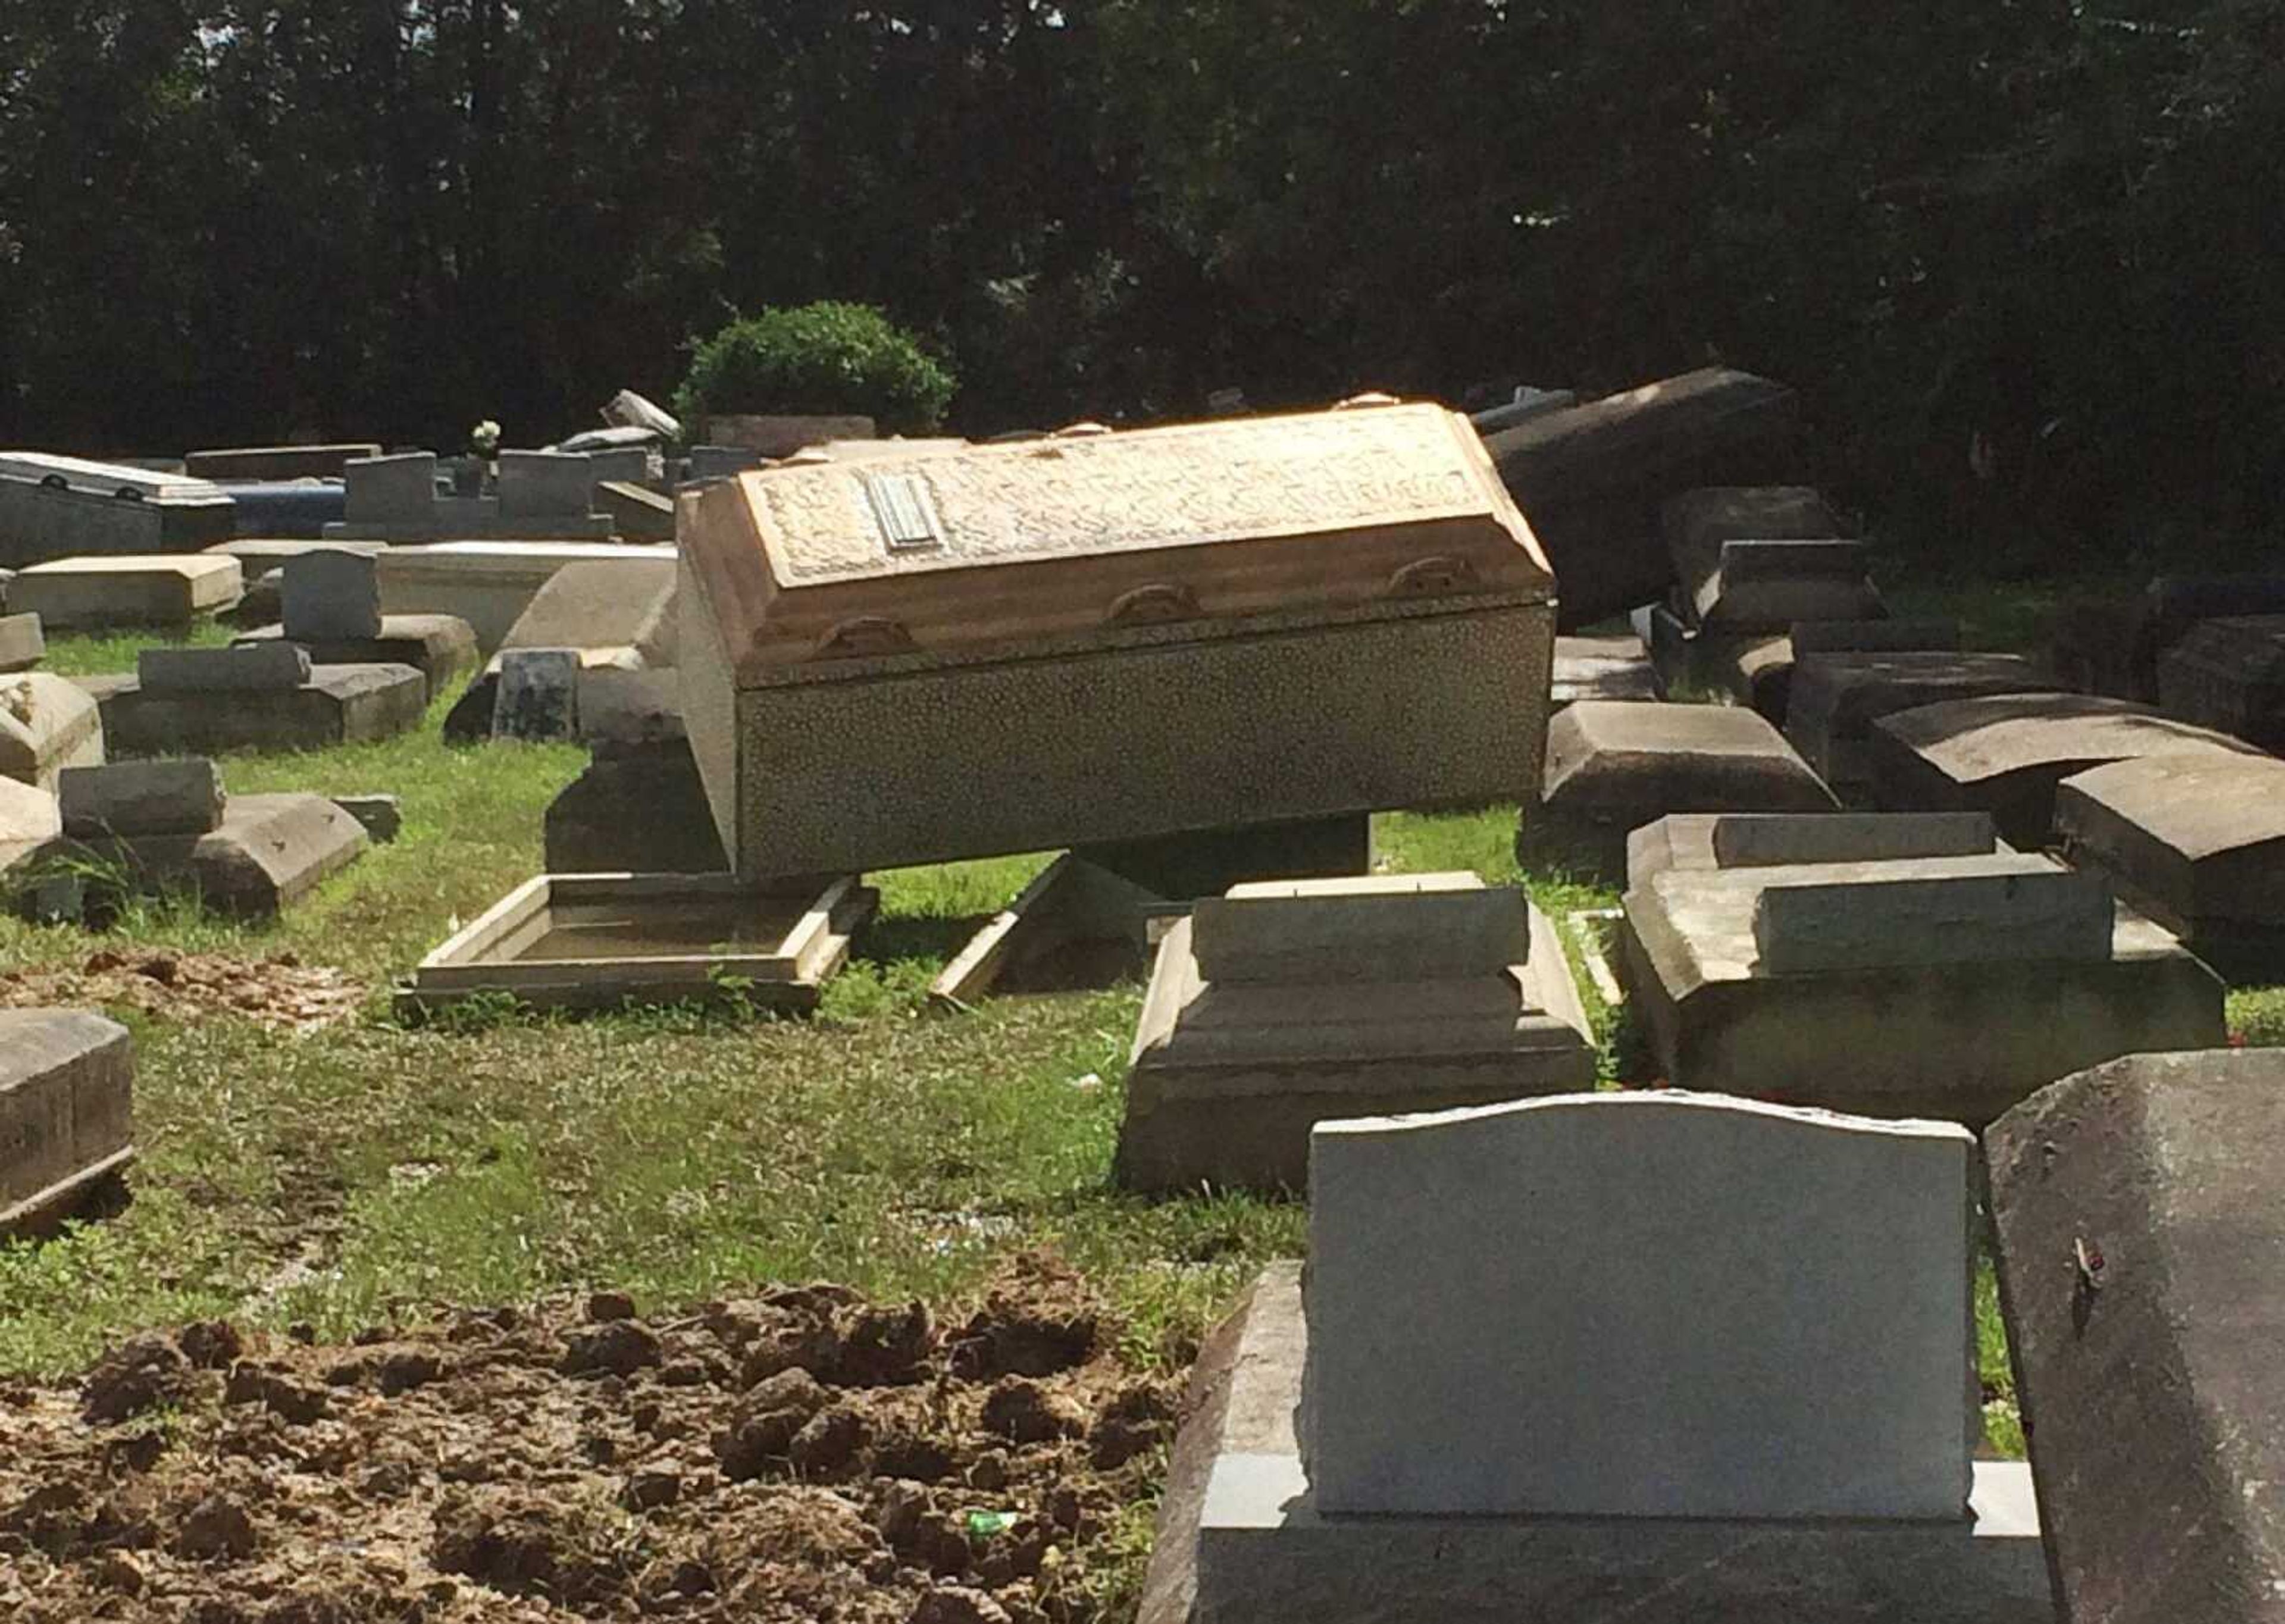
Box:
(340, 450, 437, 527)
(2156, 614, 2285, 749)
(679, 406, 1556, 880)
(2056, 751, 2285, 980)
(493, 649, 580, 742)
(10, 555, 243, 630)
(0, 673, 104, 790)
(1664, 486, 1870, 632)
(1867, 690, 2260, 845)
(93, 664, 427, 756)
(60, 759, 225, 837)
(1528, 699, 1838, 877)
(1987, 1049, 2285, 1624)
(1482, 368, 1799, 627)
(1623, 849, 2223, 1124)
(0, 1010, 134, 1235)
(283, 549, 384, 642)
(0, 454, 235, 565)
(137, 643, 311, 693)
(1551, 633, 1660, 706)
(1118, 874, 1594, 1191)
(42, 791, 367, 916)
(0, 612, 44, 672)
(1785, 650, 2064, 800)
(497, 449, 598, 522)
(1627, 810, 2001, 887)
(236, 613, 479, 706)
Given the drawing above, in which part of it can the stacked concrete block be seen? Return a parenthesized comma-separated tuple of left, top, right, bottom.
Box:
(1117, 873, 1595, 1191)
(10, 554, 243, 630)
(1987, 1049, 2285, 1624)
(281, 549, 384, 640)
(1866, 690, 2262, 846)
(1623, 844, 2223, 1126)
(2156, 614, 2285, 749)
(0, 1010, 134, 1235)
(0, 672, 103, 789)
(1144, 1094, 2051, 1624)
(1785, 650, 2064, 801)
(92, 644, 425, 756)
(1527, 699, 1838, 878)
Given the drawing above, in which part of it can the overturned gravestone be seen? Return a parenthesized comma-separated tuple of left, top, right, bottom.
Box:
(0, 672, 104, 790)
(93, 653, 425, 756)
(1652, 613, 1961, 724)
(2156, 614, 2285, 750)
(2056, 751, 2285, 980)
(1527, 699, 1838, 877)
(282, 549, 384, 641)
(1987, 1049, 2285, 1624)
(1551, 633, 1660, 706)
(10, 554, 243, 630)
(236, 612, 478, 706)
(1144, 1094, 2049, 1624)
(0, 455, 235, 566)
(1786, 650, 2064, 800)
(2053, 574, 2285, 703)
(60, 757, 224, 837)
(492, 648, 580, 742)
(597, 479, 674, 542)
(0, 1010, 134, 1236)
(1118, 874, 1594, 1192)
(1626, 809, 2001, 888)
(680, 406, 1556, 881)
(1664, 486, 1873, 634)
(0, 612, 43, 672)
(1623, 849, 2223, 1125)
(1480, 368, 1799, 628)
(1867, 690, 2261, 846)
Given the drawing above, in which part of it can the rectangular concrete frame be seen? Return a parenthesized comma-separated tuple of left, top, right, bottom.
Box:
(928, 853, 1159, 1009)
(377, 543, 676, 655)
(1116, 906, 1593, 1193)
(1753, 862, 2115, 975)
(1623, 858, 2225, 1125)
(1138, 1265, 2053, 1624)
(1191, 872, 1530, 984)
(0, 1009, 134, 1236)
(400, 872, 877, 1015)
(95, 664, 427, 756)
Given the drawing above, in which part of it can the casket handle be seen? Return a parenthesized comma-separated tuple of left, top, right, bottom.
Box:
(1386, 556, 1478, 597)
(1106, 583, 1202, 626)
(814, 617, 918, 659)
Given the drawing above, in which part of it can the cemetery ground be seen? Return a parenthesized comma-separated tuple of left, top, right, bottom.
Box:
(5, 570, 2283, 1619)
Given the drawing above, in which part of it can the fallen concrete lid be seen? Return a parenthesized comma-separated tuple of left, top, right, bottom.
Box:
(1482, 368, 1795, 497)
(1543, 700, 1838, 810)
(679, 403, 1553, 675)
(2057, 752, 2285, 863)
(1871, 691, 2262, 784)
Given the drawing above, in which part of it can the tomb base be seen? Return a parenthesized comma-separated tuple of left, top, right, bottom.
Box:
(40, 793, 368, 917)
(96, 664, 428, 755)
(1143, 1266, 2053, 1624)
(238, 615, 481, 705)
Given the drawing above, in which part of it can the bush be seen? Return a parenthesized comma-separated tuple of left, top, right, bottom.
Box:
(673, 303, 956, 433)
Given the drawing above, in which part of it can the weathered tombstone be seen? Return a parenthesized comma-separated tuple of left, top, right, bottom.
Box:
(1987, 1049, 2285, 1624)
(493, 648, 580, 741)
(678, 405, 1557, 881)
(60, 758, 225, 837)
(497, 449, 597, 521)
(1527, 699, 1838, 877)
(283, 549, 384, 642)
(1140, 1095, 2052, 1624)
(0, 612, 45, 673)
(1481, 368, 1799, 627)
(136, 643, 311, 693)
(1786, 650, 2064, 800)
(39, 790, 367, 916)
(0, 1010, 134, 1235)
(1867, 690, 2261, 845)
(1623, 849, 2223, 1124)
(2055, 751, 2285, 979)
(2156, 614, 2285, 749)
(1118, 874, 1594, 1191)
(341, 450, 439, 527)
(0, 672, 104, 790)
(9, 555, 243, 630)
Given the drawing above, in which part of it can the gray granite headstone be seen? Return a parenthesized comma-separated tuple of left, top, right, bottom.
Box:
(342, 451, 437, 525)
(136, 642, 310, 693)
(497, 449, 596, 521)
(492, 647, 580, 741)
(283, 549, 383, 642)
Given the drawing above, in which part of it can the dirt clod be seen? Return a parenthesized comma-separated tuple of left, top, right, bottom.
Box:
(980, 1378, 1088, 1445)
(911, 1585, 1015, 1624)
(175, 1495, 258, 1562)
(83, 1337, 192, 1425)
(560, 1320, 662, 1377)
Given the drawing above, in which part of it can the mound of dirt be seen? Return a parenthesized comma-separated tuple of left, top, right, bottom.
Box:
(0, 950, 363, 1031)
(0, 1254, 1180, 1622)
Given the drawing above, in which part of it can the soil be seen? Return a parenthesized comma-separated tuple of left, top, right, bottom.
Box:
(0, 950, 364, 1032)
(0, 1253, 1181, 1623)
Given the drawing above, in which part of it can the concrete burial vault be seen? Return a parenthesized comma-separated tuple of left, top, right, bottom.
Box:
(1622, 828, 2224, 1125)
(676, 404, 1557, 881)
(1987, 1049, 2285, 1624)
(1, 1008, 134, 1236)
(1142, 1092, 2050, 1624)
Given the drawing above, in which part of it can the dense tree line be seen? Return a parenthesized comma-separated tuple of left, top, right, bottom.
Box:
(1, 1, 2279, 560)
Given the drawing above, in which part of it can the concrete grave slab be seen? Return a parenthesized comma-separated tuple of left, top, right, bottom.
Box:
(0, 1010, 134, 1237)
(2056, 752, 2285, 980)
(10, 554, 243, 630)
(493, 648, 580, 741)
(40, 793, 367, 917)
(183, 443, 380, 481)
(1626, 810, 2001, 887)
(1303, 1091, 1977, 1518)
(2157, 614, 2285, 749)
(237, 613, 479, 706)
(283, 549, 383, 641)
(1987, 1049, 2285, 1624)
(1786, 650, 2064, 800)
(1753, 858, 2115, 974)
(0, 612, 45, 672)
(95, 664, 427, 756)
(543, 740, 728, 875)
(1192, 872, 1529, 984)
(399, 872, 875, 1016)
(1482, 369, 1800, 627)
(0, 672, 103, 789)
(1551, 633, 1660, 706)
(1528, 699, 1838, 877)
(1623, 852, 2224, 1124)
(1867, 690, 2261, 846)
(60, 758, 224, 837)
(377, 542, 675, 655)
(137, 642, 311, 693)
(1141, 1263, 2051, 1624)
(1662, 482, 1872, 633)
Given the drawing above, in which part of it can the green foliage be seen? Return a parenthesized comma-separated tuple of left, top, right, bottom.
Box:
(673, 303, 956, 433)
